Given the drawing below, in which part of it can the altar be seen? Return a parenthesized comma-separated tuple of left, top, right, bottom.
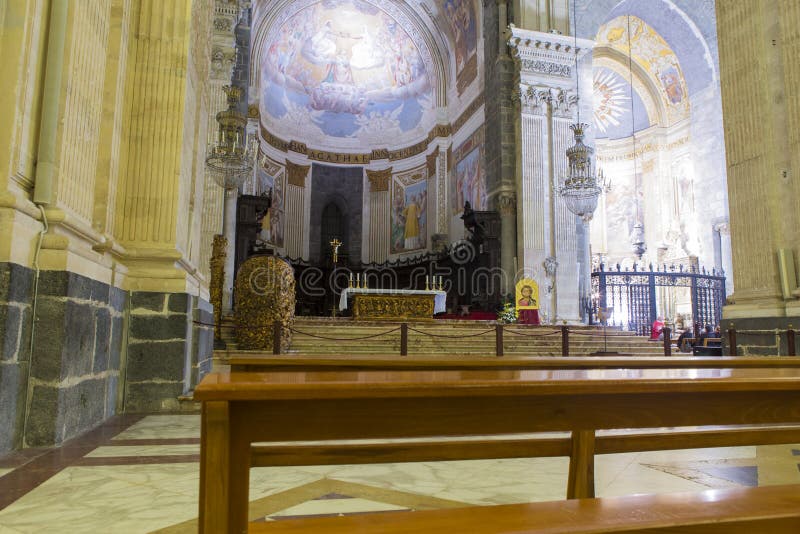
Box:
(338, 288, 447, 320)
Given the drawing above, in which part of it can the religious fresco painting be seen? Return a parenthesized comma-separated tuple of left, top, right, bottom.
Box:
(452, 126, 486, 215)
(391, 166, 428, 254)
(261, 0, 435, 146)
(596, 16, 689, 124)
(441, 0, 478, 93)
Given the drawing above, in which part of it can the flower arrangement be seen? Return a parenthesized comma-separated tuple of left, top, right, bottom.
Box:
(497, 302, 518, 324)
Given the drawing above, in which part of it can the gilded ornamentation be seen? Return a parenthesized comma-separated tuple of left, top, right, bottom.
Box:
(285, 160, 310, 187)
(367, 168, 392, 192)
(209, 234, 227, 339)
(426, 147, 439, 178)
(352, 294, 435, 321)
(234, 256, 295, 351)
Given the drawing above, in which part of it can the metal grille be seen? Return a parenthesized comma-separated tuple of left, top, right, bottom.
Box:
(591, 264, 726, 335)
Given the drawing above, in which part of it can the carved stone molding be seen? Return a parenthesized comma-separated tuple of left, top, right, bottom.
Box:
(508, 25, 593, 82)
(367, 168, 392, 192)
(285, 160, 310, 188)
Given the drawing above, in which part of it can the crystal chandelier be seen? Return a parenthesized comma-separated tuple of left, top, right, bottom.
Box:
(559, 3, 602, 223)
(561, 123, 602, 222)
(206, 85, 254, 190)
(625, 15, 646, 260)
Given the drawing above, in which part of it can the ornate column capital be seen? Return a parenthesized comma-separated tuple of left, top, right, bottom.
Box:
(519, 84, 552, 116)
(367, 168, 392, 192)
(497, 191, 517, 216)
(552, 88, 578, 119)
(285, 160, 310, 188)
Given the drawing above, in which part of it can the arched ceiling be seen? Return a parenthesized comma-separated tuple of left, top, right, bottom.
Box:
(251, 0, 481, 154)
(595, 15, 690, 130)
(576, 0, 717, 95)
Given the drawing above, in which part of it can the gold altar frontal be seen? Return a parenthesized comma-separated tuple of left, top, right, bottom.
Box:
(352, 293, 436, 321)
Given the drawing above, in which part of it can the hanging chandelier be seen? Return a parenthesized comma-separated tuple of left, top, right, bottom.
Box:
(206, 85, 254, 190)
(624, 15, 646, 260)
(561, 123, 603, 222)
(559, 3, 602, 223)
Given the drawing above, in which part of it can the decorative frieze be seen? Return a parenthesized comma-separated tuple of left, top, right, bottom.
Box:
(520, 59, 571, 78)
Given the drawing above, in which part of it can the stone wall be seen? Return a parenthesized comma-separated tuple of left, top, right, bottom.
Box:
(125, 292, 214, 412)
(25, 271, 126, 448)
(0, 264, 214, 453)
(308, 164, 364, 264)
(0, 263, 34, 452)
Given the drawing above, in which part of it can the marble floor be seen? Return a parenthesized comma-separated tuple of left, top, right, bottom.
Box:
(1, 414, 799, 533)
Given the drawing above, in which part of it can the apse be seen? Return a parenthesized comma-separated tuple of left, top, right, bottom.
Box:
(258, 0, 438, 151)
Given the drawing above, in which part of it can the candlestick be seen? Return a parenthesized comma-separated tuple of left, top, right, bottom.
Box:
(349, 272, 353, 288)
(363, 274, 368, 289)
(425, 276, 430, 291)
(356, 273, 360, 287)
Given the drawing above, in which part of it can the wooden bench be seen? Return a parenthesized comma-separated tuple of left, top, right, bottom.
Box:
(194, 368, 800, 533)
(226, 354, 800, 372)
(249, 483, 800, 533)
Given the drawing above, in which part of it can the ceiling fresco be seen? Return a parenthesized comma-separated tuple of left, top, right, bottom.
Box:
(260, 0, 436, 148)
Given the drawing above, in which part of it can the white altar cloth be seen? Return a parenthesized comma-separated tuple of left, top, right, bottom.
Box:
(339, 288, 447, 314)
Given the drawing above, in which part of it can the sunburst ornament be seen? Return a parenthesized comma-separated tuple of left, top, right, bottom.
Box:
(593, 70, 630, 134)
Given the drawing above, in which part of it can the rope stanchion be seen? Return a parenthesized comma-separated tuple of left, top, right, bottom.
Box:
(503, 329, 561, 338)
(406, 326, 495, 339)
(562, 326, 569, 357)
(289, 327, 401, 342)
(400, 323, 408, 356)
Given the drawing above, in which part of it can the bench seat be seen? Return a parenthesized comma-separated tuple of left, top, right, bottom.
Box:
(249, 483, 800, 533)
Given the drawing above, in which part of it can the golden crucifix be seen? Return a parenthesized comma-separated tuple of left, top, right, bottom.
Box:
(329, 238, 342, 264)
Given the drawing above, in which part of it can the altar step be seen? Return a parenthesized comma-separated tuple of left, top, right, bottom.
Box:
(283, 318, 665, 356)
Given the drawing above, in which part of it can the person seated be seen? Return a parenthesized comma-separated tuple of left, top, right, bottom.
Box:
(649, 316, 664, 340)
(676, 329, 692, 353)
(695, 324, 713, 347)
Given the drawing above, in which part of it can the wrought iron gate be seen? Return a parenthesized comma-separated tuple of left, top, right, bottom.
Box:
(591, 264, 726, 335)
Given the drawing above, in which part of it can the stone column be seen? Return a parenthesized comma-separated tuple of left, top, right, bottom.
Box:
(199, 3, 238, 283)
(285, 160, 310, 259)
(509, 27, 593, 323)
(221, 188, 238, 314)
(498, 191, 517, 292)
(367, 168, 392, 263)
(718, 0, 800, 323)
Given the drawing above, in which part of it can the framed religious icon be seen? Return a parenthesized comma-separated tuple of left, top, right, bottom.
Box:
(515, 279, 539, 310)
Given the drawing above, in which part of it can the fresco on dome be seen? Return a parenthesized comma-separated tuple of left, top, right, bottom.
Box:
(595, 16, 690, 124)
(452, 126, 486, 215)
(391, 167, 428, 254)
(441, 0, 478, 92)
(261, 0, 433, 145)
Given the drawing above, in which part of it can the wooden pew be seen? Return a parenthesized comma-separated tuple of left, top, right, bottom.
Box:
(194, 368, 800, 533)
(249, 483, 800, 533)
(226, 354, 800, 372)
